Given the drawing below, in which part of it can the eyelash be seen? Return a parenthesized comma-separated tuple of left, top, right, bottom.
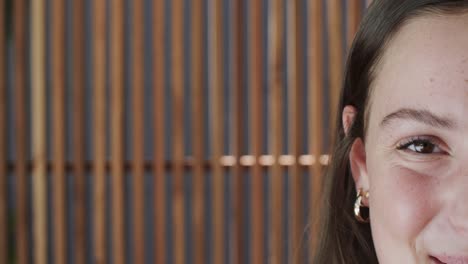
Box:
(396, 136, 444, 154)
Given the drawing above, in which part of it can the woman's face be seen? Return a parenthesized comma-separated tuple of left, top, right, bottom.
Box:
(352, 13, 468, 263)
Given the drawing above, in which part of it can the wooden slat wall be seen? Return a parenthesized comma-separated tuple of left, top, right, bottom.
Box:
(153, 0, 166, 263)
(172, 0, 185, 263)
(13, 0, 29, 263)
(288, 0, 305, 263)
(192, 0, 205, 264)
(0, 0, 6, 262)
(5, 1, 368, 264)
(72, 0, 86, 263)
(111, 0, 126, 263)
(269, 0, 284, 263)
(93, 0, 107, 263)
(309, 0, 325, 260)
(132, 0, 145, 263)
(348, 0, 362, 48)
(249, 0, 265, 263)
(327, 0, 344, 138)
(52, 0, 66, 262)
(153, 1, 166, 264)
(210, 0, 225, 263)
(31, 0, 47, 263)
(232, 0, 247, 263)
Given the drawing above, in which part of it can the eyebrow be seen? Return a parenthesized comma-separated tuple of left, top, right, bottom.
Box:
(380, 108, 456, 129)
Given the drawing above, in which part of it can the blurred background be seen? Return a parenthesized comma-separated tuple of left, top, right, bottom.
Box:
(1, 0, 370, 263)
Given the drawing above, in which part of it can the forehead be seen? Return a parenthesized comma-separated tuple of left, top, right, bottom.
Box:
(369, 13, 468, 129)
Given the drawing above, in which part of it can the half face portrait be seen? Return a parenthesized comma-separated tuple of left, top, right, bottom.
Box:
(315, 1, 468, 264)
(349, 12, 468, 264)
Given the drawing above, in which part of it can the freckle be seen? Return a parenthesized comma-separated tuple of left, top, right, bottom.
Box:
(430, 78, 434, 83)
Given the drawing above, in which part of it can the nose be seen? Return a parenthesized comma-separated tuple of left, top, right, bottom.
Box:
(447, 178, 468, 237)
(449, 209, 468, 237)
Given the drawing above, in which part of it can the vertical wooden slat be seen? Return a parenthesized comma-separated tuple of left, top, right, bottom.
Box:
(172, 0, 185, 263)
(52, 0, 66, 262)
(93, 0, 107, 263)
(73, 0, 86, 262)
(231, 0, 246, 263)
(153, 1, 166, 263)
(288, 0, 305, 263)
(0, 0, 7, 262)
(308, 0, 324, 258)
(31, 0, 47, 263)
(268, 0, 284, 262)
(210, 0, 225, 263)
(249, 0, 264, 263)
(111, 0, 125, 263)
(14, 1, 29, 263)
(132, 4, 147, 263)
(132, 0, 145, 262)
(327, 0, 344, 139)
(347, 0, 361, 49)
(192, 0, 205, 264)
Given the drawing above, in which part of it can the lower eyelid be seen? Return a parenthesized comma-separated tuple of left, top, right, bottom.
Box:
(396, 150, 447, 162)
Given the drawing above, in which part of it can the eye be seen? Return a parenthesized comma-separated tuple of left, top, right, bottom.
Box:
(396, 137, 445, 154)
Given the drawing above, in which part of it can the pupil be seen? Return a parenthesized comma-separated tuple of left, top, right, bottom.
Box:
(415, 142, 433, 153)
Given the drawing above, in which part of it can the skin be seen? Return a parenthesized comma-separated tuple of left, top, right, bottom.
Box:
(345, 13, 468, 264)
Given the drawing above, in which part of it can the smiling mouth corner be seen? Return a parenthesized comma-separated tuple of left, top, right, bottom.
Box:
(430, 256, 446, 264)
(430, 255, 468, 264)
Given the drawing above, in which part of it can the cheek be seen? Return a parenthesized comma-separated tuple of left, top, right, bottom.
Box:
(369, 163, 439, 246)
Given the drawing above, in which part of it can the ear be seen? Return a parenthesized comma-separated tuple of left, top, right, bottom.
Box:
(343, 105, 370, 205)
(342, 105, 357, 136)
(349, 138, 370, 206)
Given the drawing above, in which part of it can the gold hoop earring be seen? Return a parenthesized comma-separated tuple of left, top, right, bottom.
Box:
(354, 189, 370, 223)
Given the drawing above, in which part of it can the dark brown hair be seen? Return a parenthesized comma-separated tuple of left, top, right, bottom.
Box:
(313, 1, 468, 263)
